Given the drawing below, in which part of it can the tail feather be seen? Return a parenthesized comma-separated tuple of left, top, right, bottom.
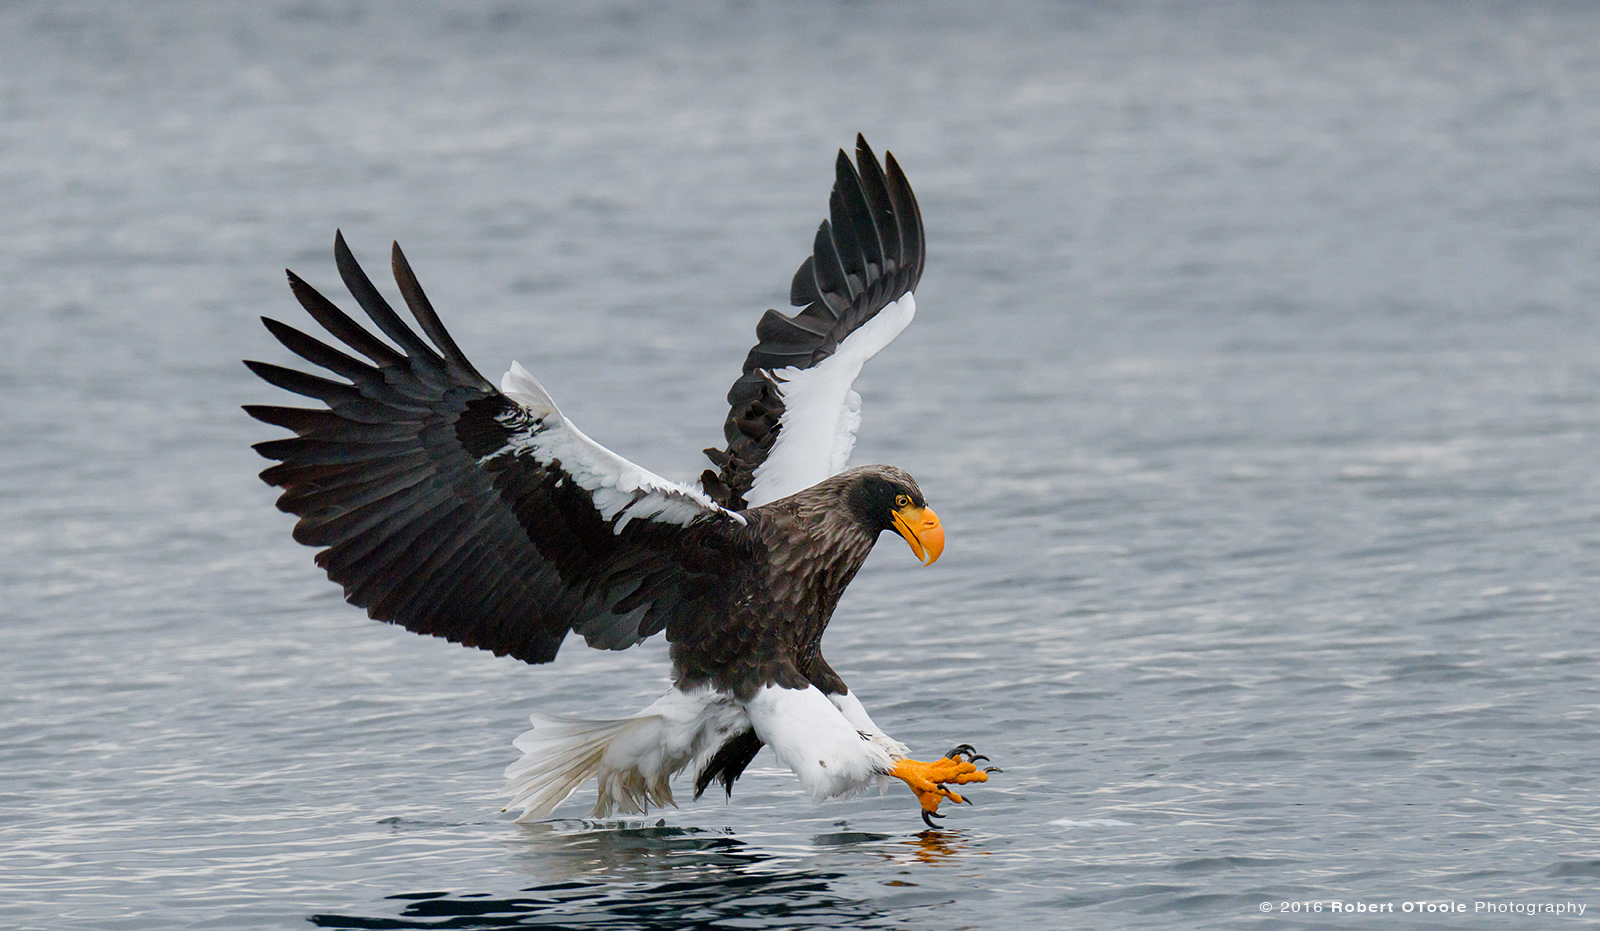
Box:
(501, 687, 750, 821)
(502, 713, 641, 822)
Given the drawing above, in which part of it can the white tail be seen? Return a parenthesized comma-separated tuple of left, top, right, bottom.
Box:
(501, 688, 752, 822)
(503, 714, 642, 821)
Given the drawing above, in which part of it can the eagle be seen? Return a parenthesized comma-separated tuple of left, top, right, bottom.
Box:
(245, 136, 994, 827)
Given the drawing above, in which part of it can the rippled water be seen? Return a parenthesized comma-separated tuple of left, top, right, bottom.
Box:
(5, 1, 1600, 928)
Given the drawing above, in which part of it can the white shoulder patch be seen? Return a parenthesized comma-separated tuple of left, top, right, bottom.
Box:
(744, 292, 916, 507)
(493, 362, 744, 531)
(500, 360, 559, 416)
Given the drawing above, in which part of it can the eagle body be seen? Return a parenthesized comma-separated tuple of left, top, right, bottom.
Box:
(670, 467, 910, 698)
(247, 137, 992, 825)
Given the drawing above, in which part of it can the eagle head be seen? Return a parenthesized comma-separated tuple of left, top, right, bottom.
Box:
(843, 466, 945, 566)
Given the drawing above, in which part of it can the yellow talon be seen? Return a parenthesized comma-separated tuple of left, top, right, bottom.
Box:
(890, 754, 991, 826)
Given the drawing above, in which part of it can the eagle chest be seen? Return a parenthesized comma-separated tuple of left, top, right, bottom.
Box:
(755, 513, 872, 654)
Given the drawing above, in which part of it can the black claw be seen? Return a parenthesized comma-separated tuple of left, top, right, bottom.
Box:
(921, 809, 945, 828)
(969, 753, 990, 764)
(984, 766, 1003, 774)
(945, 744, 978, 761)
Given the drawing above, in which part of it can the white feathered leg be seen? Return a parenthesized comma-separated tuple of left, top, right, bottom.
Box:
(828, 690, 910, 762)
(744, 684, 896, 802)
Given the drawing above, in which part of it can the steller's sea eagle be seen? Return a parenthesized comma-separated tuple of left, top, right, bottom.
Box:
(245, 136, 994, 827)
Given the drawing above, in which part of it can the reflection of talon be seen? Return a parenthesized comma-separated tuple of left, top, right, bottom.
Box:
(905, 828, 964, 863)
(891, 753, 992, 825)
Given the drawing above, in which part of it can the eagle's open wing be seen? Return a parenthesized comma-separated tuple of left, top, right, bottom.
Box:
(701, 135, 925, 510)
(245, 233, 751, 665)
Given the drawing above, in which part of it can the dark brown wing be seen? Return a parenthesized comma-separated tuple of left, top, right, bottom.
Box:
(701, 135, 925, 509)
(245, 233, 753, 664)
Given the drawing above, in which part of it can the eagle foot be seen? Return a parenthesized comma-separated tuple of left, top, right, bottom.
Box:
(945, 744, 989, 764)
(890, 752, 991, 827)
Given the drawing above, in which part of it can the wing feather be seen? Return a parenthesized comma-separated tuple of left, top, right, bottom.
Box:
(332, 231, 451, 375)
(390, 241, 479, 375)
(702, 135, 925, 509)
(247, 236, 751, 665)
(287, 271, 407, 369)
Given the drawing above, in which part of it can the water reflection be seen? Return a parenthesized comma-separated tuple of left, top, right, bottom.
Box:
(310, 823, 892, 930)
(897, 830, 967, 867)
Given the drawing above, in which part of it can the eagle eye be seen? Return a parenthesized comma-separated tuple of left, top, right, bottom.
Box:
(894, 494, 911, 509)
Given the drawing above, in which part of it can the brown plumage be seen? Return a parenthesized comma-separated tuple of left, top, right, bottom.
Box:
(668, 466, 928, 698)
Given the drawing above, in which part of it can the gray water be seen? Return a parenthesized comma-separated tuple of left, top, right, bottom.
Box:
(4, 1, 1600, 928)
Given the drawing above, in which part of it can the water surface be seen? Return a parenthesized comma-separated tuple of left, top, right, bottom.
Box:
(4, 2, 1600, 928)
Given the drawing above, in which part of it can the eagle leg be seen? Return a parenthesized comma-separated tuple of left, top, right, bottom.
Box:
(889, 754, 990, 826)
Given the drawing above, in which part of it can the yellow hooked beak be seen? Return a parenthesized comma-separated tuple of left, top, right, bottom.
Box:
(891, 504, 945, 566)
